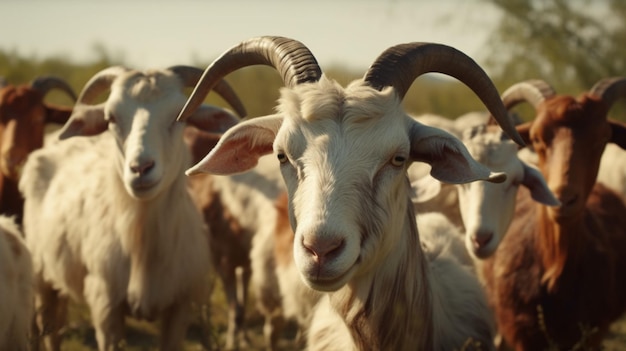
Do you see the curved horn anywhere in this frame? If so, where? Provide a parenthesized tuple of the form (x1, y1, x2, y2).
(76, 66, 129, 104)
(363, 42, 524, 146)
(589, 77, 626, 109)
(168, 65, 247, 118)
(178, 36, 322, 121)
(30, 76, 78, 101)
(500, 79, 556, 111)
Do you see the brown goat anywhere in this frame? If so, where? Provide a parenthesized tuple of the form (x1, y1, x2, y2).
(482, 78, 626, 350)
(0, 76, 76, 223)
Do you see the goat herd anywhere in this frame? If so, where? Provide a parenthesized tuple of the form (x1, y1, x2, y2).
(1, 36, 626, 351)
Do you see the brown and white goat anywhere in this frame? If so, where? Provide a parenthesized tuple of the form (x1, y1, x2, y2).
(0, 76, 76, 223)
(481, 78, 626, 350)
(179, 36, 524, 351)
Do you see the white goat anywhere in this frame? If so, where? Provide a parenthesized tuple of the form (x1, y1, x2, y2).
(178, 36, 525, 350)
(0, 215, 33, 351)
(408, 111, 529, 230)
(413, 124, 559, 260)
(20, 65, 242, 351)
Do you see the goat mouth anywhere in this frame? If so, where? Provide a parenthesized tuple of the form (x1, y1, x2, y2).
(128, 177, 161, 198)
(132, 179, 159, 190)
(303, 264, 356, 292)
(472, 245, 496, 259)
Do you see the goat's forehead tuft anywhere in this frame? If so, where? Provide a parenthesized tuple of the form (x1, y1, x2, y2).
(115, 70, 181, 103)
(464, 130, 518, 165)
(279, 77, 400, 127)
(539, 95, 608, 127)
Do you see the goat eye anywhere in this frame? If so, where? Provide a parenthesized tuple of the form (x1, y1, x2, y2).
(391, 155, 406, 167)
(277, 152, 288, 164)
(108, 114, 116, 123)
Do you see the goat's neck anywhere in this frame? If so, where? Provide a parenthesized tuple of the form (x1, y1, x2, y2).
(110, 158, 197, 268)
(329, 201, 433, 351)
(536, 204, 586, 291)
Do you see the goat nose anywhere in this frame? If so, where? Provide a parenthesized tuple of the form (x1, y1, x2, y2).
(471, 230, 494, 249)
(130, 160, 155, 176)
(302, 236, 345, 264)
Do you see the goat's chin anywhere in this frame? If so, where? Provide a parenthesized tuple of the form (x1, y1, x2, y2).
(300, 266, 355, 292)
(468, 239, 499, 260)
(125, 178, 162, 200)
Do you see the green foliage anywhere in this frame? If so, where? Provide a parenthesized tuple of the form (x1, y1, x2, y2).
(481, 0, 626, 121)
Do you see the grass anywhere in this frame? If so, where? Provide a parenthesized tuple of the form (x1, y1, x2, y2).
(52, 276, 301, 351)
(34, 276, 626, 350)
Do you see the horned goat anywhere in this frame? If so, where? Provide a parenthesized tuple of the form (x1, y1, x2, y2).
(0, 76, 76, 223)
(480, 78, 626, 350)
(409, 111, 532, 231)
(178, 36, 525, 351)
(0, 215, 33, 351)
(20, 65, 244, 351)
(412, 124, 559, 260)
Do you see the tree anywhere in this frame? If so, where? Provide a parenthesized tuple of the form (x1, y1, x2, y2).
(482, 0, 626, 95)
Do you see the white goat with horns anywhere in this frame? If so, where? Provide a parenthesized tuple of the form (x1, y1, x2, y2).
(20, 65, 245, 351)
(178, 36, 525, 350)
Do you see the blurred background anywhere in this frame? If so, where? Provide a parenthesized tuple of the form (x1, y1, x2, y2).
(1, 0, 624, 121)
(2, 0, 626, 350)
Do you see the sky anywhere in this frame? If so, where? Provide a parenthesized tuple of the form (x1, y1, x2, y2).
(0, 1, 501, 72)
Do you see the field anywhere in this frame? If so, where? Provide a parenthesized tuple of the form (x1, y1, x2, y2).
(32, 274, 626, 351)
(47, 276, 302, 351)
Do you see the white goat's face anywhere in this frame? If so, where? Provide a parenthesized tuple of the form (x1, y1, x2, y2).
(457, 128, 558, 259)
(105, 72, 188, 200)
(457, 132, 522, 259)
(273, 81, 412, 291)
(188, 76, 506, 293)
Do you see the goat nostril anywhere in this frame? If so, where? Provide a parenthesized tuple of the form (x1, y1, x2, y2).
(472, 231, 494, 249)
(302, 237, 345, 263)
(130, 160, 155, 175)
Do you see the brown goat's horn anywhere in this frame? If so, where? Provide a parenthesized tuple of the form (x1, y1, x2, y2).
(177, 36, 322, 121)
(30, 76, 78, 101)
(500, 79, 556, 111)
(168, 65, 247, 118)
(76, 66, 129, 104)
(363, 42, 524, 146)
(589, 77, 626, 109)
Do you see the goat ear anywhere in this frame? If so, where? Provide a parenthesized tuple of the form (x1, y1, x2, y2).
(609, 119, 626, 150)
(44, 105, 73, 125)
(57, 104, 107, 140)
(410, 175, 442, 204)
(410, 122, 506, 184)
(186, 114, 282, 176)
(185, 105, 240, 134)
(521, 163, 560, 206)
